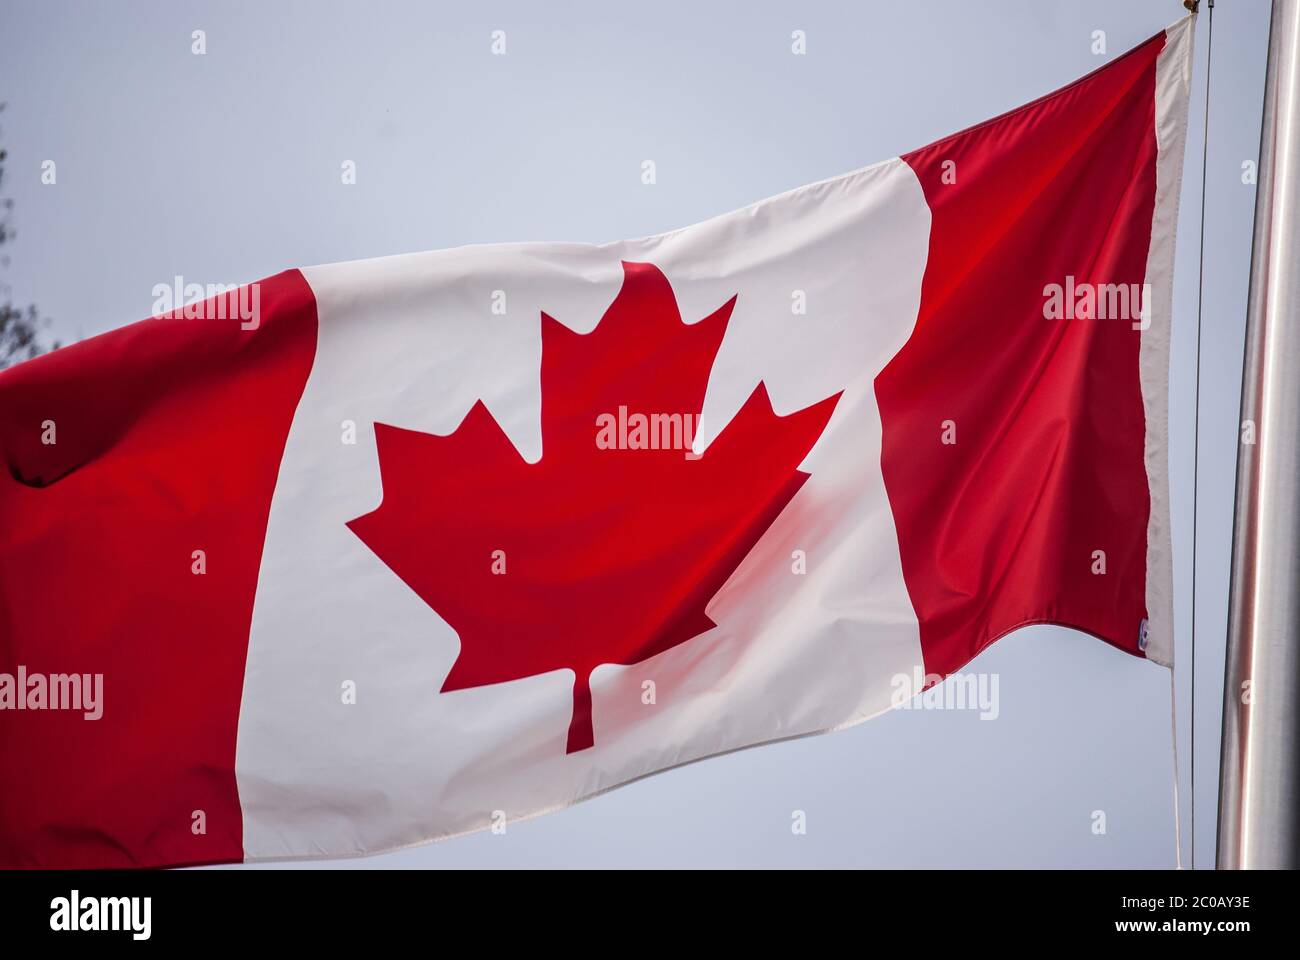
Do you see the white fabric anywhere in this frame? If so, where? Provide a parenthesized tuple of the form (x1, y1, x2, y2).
(235, 157, 932, 860)
(1139, 15, 1195, 669)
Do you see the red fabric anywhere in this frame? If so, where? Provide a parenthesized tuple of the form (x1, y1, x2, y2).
(0, 271, 316, 867)
(880, 33, 1165, 678)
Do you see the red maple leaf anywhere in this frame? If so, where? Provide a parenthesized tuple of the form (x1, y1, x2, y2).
(347, 262, 840, 753)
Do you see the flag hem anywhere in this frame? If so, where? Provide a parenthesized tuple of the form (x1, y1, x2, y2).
(1140, 14, 1195, 669)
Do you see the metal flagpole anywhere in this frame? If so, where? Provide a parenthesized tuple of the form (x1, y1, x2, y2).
(1217, 0, 1300, 870)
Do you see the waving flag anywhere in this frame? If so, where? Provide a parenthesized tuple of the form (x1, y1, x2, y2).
(0, 18, 1191, 868)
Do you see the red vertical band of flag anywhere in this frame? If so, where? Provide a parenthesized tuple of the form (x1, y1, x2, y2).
(880, 33, 1164, 678)
(0, 272, 317, 868)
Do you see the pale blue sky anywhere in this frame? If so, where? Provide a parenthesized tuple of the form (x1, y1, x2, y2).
(0, 0, 1271, 867)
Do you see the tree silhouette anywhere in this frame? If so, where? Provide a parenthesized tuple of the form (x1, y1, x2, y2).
(0, 101, 57, 371)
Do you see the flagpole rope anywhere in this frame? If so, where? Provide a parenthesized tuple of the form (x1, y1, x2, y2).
(1170, 669, 1184, 869)
(1189, 0, 1215, 871)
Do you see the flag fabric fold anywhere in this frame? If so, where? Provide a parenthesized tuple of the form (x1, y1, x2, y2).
(0, 17, 1192, 868)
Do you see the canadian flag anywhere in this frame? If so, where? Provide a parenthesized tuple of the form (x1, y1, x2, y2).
(0, 19, 1191, 868)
